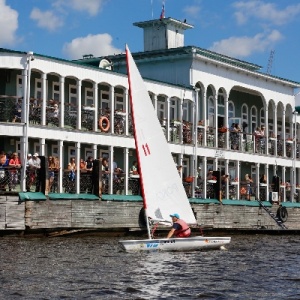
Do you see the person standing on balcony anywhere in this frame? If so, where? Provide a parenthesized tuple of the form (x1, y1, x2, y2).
(245, 174, 253, 200)
(8, 152, 21, 191)
(32, 153, 41, 192)
(0, 152, 9, 191)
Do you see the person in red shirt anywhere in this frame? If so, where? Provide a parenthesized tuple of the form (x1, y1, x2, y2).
(167, 213, 191, 238)
(8, 152, 21, 191)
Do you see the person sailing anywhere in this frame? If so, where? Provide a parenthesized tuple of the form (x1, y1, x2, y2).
(167, 213, 191, 238)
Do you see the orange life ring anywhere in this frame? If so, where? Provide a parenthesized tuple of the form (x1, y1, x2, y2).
(99, 116, 110, 132)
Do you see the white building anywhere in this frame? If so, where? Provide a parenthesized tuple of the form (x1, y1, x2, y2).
(0, 17, 300, 202)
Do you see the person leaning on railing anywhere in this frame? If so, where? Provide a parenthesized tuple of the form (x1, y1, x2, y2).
(0, 152, 9, 191)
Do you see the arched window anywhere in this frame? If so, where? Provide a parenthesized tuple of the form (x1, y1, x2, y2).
(208, 96, 214, 127)
(260, 108, 265, 128)
(251, 106, 257, 133)
(228, 101, 235, 119)
(241, 104, 248, 132)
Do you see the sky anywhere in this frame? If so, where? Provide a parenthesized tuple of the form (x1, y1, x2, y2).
(1, 0, 300, 85)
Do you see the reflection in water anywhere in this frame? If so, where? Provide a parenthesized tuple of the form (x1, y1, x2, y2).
(0, 235, 300, 299)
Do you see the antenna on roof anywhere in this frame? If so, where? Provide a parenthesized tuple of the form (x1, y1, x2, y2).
(266, 50, 275, 74)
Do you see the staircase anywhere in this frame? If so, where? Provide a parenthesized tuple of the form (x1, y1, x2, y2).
(256, 199, 288, 230)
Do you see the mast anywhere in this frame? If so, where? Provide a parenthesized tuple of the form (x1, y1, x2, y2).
(125, 45, 152, 239)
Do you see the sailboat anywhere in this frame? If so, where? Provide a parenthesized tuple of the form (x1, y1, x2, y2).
(119, 45, 231, 251)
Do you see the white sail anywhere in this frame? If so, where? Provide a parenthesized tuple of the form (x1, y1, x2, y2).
(126, 45, 197, 225)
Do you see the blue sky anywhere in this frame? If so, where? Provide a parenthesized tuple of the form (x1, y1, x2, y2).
(1, 0, 300, 84)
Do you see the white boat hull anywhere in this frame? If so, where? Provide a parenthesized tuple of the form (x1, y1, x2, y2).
(119, 236, 231, 252)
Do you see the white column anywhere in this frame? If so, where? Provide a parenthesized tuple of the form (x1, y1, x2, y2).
(225, 159, 229, 199)
(266, 164, 269, 200)
(282, 166, 286, 202)
(109, 146, 114, 194)
(21, 68, 28, 191)
(203, 157, 207, 198)
(265, 104, 269, 154)
(202, 89, 207, 147)
(224, 95, 229, 149)
(166, 97, 170, 141)
(256, 163, 260, 200)
(93, 83, 98, 131)
(124, 148, 129, 195)
(236, 161, 240, 200)
(40, 138, 46, 156)
(41, 73, 47, 125)
(125, 88, 129, 136)
(58, 140, 64, 193)
(282, 110, 286, 157)
(59, 76, 65, 128)
(110, 86, 114, 134)
(76, 142, 80, 193)
(214, 96, 218, 147)
(77, 79, 82, 130)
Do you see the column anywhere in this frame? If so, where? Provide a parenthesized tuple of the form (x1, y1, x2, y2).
(282, 110, 286, 157)
(224, 95, 229, 149)
(236, 161, 240, 200)
(282, 166, 286, 202)
(266, 164, 269, 201)
(124, 148, 129, 195)
(256, 163, 260, 200)
(214, 96, 218, 147)
(265, 104, 269, 154)
(109, 146, 114, 194)
(202, 89, 207, 147)
(41, 73, 47, 125)
(125, 88, 129, 136)
(93, 83, 98, 131)
(110, 86, 115, 134)
(58, 140, 64, 193)
(225, 159, 229, 199)
(77, 79, 82, 130)
(40, 138, 46, 156)
(76, 142, 80, 193)
(166, 97, 170, 141)
(203, 157, 207, 198)
(59, 76, 65, 128)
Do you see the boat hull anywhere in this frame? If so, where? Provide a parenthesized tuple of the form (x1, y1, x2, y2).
(119, 236, 231, 252)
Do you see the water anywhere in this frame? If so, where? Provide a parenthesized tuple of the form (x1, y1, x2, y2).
(0, 234, 299, 299)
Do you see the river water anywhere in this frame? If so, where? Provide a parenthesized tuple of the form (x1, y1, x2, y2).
(0, 233, 299, 299)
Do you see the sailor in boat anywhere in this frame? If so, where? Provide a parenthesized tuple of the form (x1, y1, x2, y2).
(167, 214, 191, 238)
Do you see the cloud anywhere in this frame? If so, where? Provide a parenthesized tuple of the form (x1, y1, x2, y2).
(183, 5, 201, 19)
(209, 30, 283, 58)
(0, 0, 19, 46)
(233, 0, 300, 26)
(62, 33, 122, 59)
(53, 0, 105, 16)
(30, 8, 64, 31)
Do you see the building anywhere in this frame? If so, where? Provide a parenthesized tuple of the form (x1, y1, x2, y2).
(0, 17, 300, 202)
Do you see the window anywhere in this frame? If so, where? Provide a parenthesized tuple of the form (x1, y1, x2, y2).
(35, 78, 42, 100)
(52, 145, 58, 157)
(157, 96, 166, 120)
(260, 108, 265, 128)
(101, 91, 110, 109)
(228, 101, 235, 119)
(115, 92, 124, 111)
(170, 98, 178, 120)
(251, 106, 257, 133)
(241, 104, 248, 133)
(69, 85, 77, 107)
(85, 88, 94, 106)
(208, 96, 215, 128)
(53, 82, 60, 101)
(16, 75, 23, 98)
